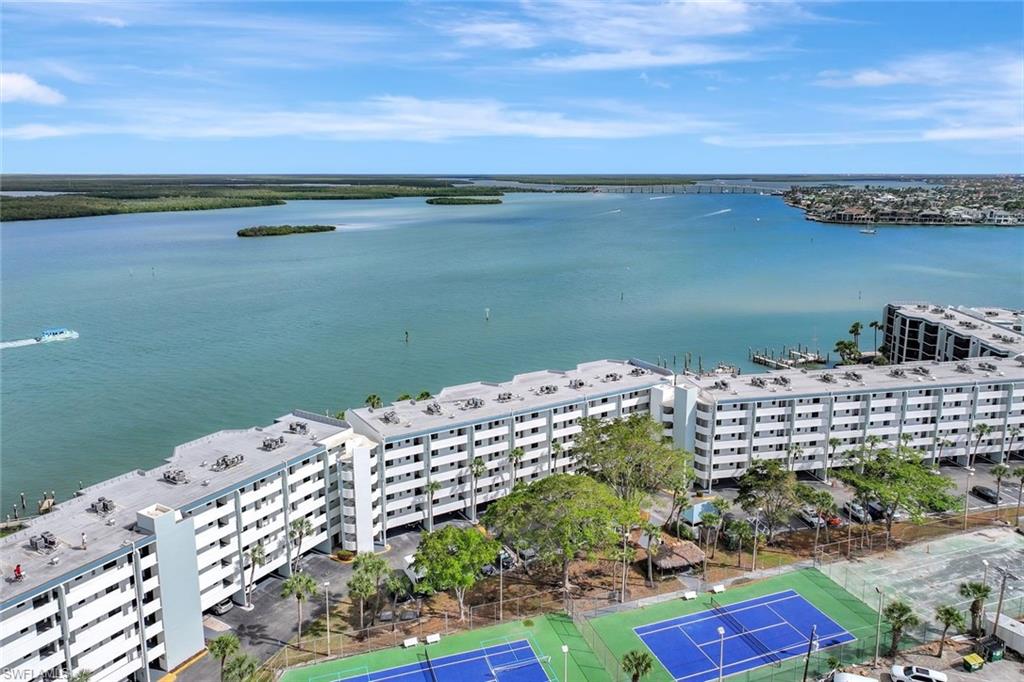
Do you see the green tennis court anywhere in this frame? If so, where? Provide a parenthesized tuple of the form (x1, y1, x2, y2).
(588, 569, 883, 682)
(279, 614, 612, 682)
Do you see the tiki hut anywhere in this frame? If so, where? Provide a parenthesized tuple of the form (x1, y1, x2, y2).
(651, 540, 705, 574)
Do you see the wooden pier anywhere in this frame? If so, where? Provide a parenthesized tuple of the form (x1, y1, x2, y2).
(749, 344, 827, 370)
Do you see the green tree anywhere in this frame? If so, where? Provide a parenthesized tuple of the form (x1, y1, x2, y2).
(992, 463, 1011, 518)
(347, 569, 376, 629)
(827, 437, 842, 481)
(397, 393, 413, 401)
(869, 320, 883, 350)
(352, 552, 391, 626)
(244, 541, 266, 607)
(384, 571, 412, 631)
(883, 599, 920, 657)
(333, 410, 346, 420)
(934, 605, 966, 658)
(786, 443, 804, 472)
(958, 581, 992, 635)
(280, 572, 318, 642)
(736, 460, 799, 543)
(223, 654, 259, 682)
(724, 519, 754, 568)
(642, 521, 663, 586)
(1007, 426, 1021, 459)
(833, 339, 862, 365)
(507, 446, 525, 492)
(469, 456, 486, 521)
(412, 525, 499, 620)
(364, 394, 383, 409)
(289, 517, 313, 570)
(796, 483, 837, 557)
(1012, 466, 1024, 527)
(622, 649, 655, 682)
(423, 480, 442, 531)
(835, 445, 957, 540)
(484, 474, 627, 590)
(969, 423, 993, 468)
(849, 321, 863, 348)
(207, 633, 240, 681)
(663, 456, 696, 537)
(69, 672, 92, 682)
(416, 390, 432, 401)
(575, 414, 688, 506)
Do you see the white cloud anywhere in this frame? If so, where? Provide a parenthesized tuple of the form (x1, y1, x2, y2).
(447, 20, 537, 48)
(0, 73, 66, 105)
(3, 96, 715, 142)
(535, 45, 753, 71)
(92, 16, 127, 28)
(815, 49, 1024, 89)
(703, 125, 1023, 148)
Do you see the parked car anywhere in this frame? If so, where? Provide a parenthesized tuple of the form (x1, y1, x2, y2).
(889, 665, 947, 682)
(971, 485, 1000, 504)
(798, 506, 826, 527)
(211, 599, 234, 616)
(821, 512, 844, 528)
(817, 672, 878, 682)
(843, 501, 871, 524)
(867, 501, 910, 522)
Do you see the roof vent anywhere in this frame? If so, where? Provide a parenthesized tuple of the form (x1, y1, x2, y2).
(978, 361, 998, 372)
(629, 367, 650, 377)
(713, 379, 730, 390)
(889, 368, 906, 378)
(261, 435, 286, 451)
(843, 371, 863, 382)
(772, 376, 791, 386)
(603, 373, 622, 383)
(163, 469, 190, 485)
(750, 376, 767, 388)
(912, 366, 931, 376)
(212, 454, 245, 471)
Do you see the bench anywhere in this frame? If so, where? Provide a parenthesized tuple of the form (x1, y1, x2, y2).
(426, 633, 441, 645)
(403, 637, 418, 648)
(711, 584, 725, 594)
(683, 591, 698, 600)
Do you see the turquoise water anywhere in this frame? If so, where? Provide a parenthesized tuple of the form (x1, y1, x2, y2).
(1, 192, 1021, 510)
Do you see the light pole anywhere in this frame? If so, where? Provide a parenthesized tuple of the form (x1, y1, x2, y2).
(991, 565, 1021, 637)
(324, 581, 331, 656)
(499, 553, 504, 621)
(801, 625, 817, 682)
(963, 469, 975, 530)
(873, 587, 884, 665)
(982, 559, 990, 586)
(717, 626, 726, 682)
(750, 509, 763, 572)
(561, 644, 569, 682)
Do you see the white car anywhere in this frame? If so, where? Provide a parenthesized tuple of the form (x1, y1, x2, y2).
(844, 500, 871, 524)
(798, 506, 826, 527)
(889, 665, 947, 682)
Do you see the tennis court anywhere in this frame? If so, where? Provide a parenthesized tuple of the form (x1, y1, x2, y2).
(635, 590, 855, 682)
(329, 638, 551, 682)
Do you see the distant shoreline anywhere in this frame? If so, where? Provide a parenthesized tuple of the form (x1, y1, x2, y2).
(237, 224, 336, 237)
(425, 197, 502, 205)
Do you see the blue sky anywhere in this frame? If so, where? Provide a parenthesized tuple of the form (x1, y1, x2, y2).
(2, 1, 1022, 173)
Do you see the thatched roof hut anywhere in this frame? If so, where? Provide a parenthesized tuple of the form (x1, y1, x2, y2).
(651, 540, 705, 572)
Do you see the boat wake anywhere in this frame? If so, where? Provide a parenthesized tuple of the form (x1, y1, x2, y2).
(699, 208, 732, 218)
(0, 338, 41, 350)
(649, 196, 670, 201)
(596, 209, 622, 216)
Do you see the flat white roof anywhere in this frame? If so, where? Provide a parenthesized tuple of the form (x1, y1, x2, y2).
(349, 359, 673, 439)
(890, 302, 1024, 353)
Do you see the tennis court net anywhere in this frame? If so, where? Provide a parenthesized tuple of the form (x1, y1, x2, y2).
(709, 595, 780, 665)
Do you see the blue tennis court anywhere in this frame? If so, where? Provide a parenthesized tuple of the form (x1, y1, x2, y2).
(635, 590, 855, 682)
(331, 638, 550, 682)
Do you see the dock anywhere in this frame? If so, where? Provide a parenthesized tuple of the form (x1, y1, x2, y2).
(749, 345, 827, 370)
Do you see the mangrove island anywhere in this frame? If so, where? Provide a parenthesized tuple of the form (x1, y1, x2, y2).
(237, 224, 337, 237)
(425, 197, 503, 205)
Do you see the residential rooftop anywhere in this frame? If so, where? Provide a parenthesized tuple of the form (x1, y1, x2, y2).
(679, 354, 1024, 402)
(348, 358, 674, 439)
(890, 301, 1024, 354)
(0, 411, 349, 605)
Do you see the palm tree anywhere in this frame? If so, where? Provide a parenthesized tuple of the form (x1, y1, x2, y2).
(397, 393, 413, 401)
(729, 520, 753, 569)
(224, 654, 259, 682)
(469, 456, 486, 521)
(883, 599, 920, 657)
(958, 581, 992, 635)
(786, 443, 803, 472)
(289, 517, 313, 570)
(69, 672, 92, 682)
(969, 423, 993, 467)
(550, 440, 563, 474)
(424, 480, 442, 530)
(827, 437, 841, 481)
(934, 605, 966, 658)
(507, 447, 525, 490)
(849, 321, 863, 348)
(869, 320, 882, 350)
(244, 542, 266, 607)
(364, 394, 382, 409)
(1012, 466, 1024, 527)
(352, 552, 390, 626)
(642, 521, 662, 587)
(992, 463, 1010, 518)
(622, 649, 655, 682)
(348, 569, 376, 629)
(208, 633, 240, 681)
(1007, 426, 1022, 460)
(416, 390, 432, 401)
(934, 437, 953, 467)
(280, 572, 318, 643)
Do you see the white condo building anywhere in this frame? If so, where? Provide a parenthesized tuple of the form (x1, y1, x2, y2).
(884, 302, 1023, 363)
(3, 305, 1023, 681)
